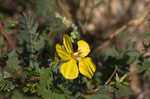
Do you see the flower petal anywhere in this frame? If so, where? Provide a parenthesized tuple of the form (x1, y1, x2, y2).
(60, 59, 79, 79)
(56, 44, 71, 61)
(79, 57, 96, 79)
(63, 34, 73, 54)
(77, 40, 90, 57)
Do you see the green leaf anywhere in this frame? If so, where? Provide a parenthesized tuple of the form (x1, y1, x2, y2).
(120, 74, 128, 82)
(19, 13, 39, 50)
(115, 73, 120, 82)
(6, 51, 19, 72)
(37, 68, 53, 99)
(4, 19, 19, 28)
(0, 79, 15, 91)
(34, 38, 45, 51)
(23, 87, 29, 93)
(51, 92, 66, 99)
(118, 85, 132, 96)
(140, 59, 150, 74)
(141, 32, 150, 38)
(98, 85, 113, 93)
(126, 50, 139, 61)
(12, 90, 41, 99)
(89, 94, 111, 99)
(105, 47, 121, 60)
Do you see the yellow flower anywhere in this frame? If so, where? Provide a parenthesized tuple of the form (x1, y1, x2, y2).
(56, 34, 96, 79)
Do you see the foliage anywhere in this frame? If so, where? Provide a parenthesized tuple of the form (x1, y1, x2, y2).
(0, 1, 150, 99)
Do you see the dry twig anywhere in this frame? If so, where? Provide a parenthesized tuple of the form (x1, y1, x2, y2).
(97, 3, 150, 51)
(104, 67, 117, 86)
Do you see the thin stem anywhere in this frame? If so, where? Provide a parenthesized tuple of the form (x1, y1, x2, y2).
(0, 23, 19, 54)
(104, 67, 117, 86)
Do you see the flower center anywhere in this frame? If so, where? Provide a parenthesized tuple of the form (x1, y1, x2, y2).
(73, 51, 82, 61)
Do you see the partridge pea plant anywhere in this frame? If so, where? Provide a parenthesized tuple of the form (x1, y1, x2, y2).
(56, 34, 96, 79)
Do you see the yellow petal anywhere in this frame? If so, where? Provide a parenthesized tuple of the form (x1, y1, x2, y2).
(77, 40, 90, 57)
(63, 34, 73, 54)
(56, 44, 71, 61)
(79, 57, 96, 79)
(60, 59, 79, 79)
